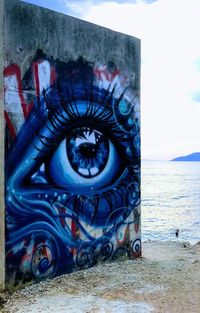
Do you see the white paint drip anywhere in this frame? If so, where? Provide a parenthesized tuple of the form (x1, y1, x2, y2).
(4, 75, 24, 115)
(4, 74, 25, 133)
(38, 61, 51, 94)
(75, 131, 96, 146)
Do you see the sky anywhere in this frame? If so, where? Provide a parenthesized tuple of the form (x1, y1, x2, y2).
(22, 0, 200, 160)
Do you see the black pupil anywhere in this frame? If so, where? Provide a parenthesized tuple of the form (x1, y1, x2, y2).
(79, 143, 97, 158)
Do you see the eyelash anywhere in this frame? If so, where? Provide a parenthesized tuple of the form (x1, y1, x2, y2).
(29, 81, 140, 224)
(34, 83, 131, 157)
(41, 97, 138, 182)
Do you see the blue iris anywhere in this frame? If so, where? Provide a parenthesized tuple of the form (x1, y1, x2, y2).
(47, 128, 122, 192)
(67, 128, 109, 178)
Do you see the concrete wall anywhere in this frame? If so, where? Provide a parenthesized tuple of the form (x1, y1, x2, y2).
(2, 0, 141, 290)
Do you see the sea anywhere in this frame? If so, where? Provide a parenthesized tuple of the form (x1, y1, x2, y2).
(142, 161, 200, 245)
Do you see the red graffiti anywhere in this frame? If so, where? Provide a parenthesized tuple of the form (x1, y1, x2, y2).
(94, 66, 120, 82)
(134, 210, 140, 234)
(32, 60, 56, 97)
(4, 64, 28, 118)
(4, 64, 33, 138)
(4, 111, 16, 138)
(4, 60, 56, 139)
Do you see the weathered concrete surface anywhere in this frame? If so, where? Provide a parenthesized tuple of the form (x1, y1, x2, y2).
(0, 0, 5, 292)
(5, 0, 140, 87)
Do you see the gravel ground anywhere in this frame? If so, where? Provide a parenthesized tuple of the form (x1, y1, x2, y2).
(1, 240, 200, 313)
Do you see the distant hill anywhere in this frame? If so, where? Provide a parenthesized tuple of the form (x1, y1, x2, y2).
(171, 152, 200, 161)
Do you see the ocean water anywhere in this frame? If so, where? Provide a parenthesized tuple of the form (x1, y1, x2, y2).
(142, 161, 200, 244)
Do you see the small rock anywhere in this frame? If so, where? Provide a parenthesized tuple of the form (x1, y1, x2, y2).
(192, 259, 199, 264)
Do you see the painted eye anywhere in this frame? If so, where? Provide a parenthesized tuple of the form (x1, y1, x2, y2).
(67, 128, 109, 178)
(47, 127, 123, 191)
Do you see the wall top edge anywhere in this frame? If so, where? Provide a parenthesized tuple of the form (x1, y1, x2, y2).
(15, 0, 140, 42)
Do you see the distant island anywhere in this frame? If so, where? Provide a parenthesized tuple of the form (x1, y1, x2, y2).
(171, 152, 200, 161)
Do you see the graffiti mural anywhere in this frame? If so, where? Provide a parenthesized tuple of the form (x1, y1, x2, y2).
(4, 51, 140, 288)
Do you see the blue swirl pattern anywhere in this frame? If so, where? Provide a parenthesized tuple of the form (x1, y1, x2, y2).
(5, 55, 140, 288)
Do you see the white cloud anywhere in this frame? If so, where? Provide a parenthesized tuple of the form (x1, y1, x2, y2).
(79, 0, 200, 159)
(23, 0, 200, 159)
(61, 0, 159, 17)
(61, 0, 93, 16)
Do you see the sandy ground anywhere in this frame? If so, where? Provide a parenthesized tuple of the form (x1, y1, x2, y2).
(1, 240, 200, 313)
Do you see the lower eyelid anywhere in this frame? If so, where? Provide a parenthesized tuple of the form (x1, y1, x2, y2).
(50, 170, 134, 226)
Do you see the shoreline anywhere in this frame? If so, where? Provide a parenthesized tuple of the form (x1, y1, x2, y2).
(1, 240, 200, 313)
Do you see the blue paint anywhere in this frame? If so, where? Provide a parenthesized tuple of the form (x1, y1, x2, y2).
(5, 53, 140, 287)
